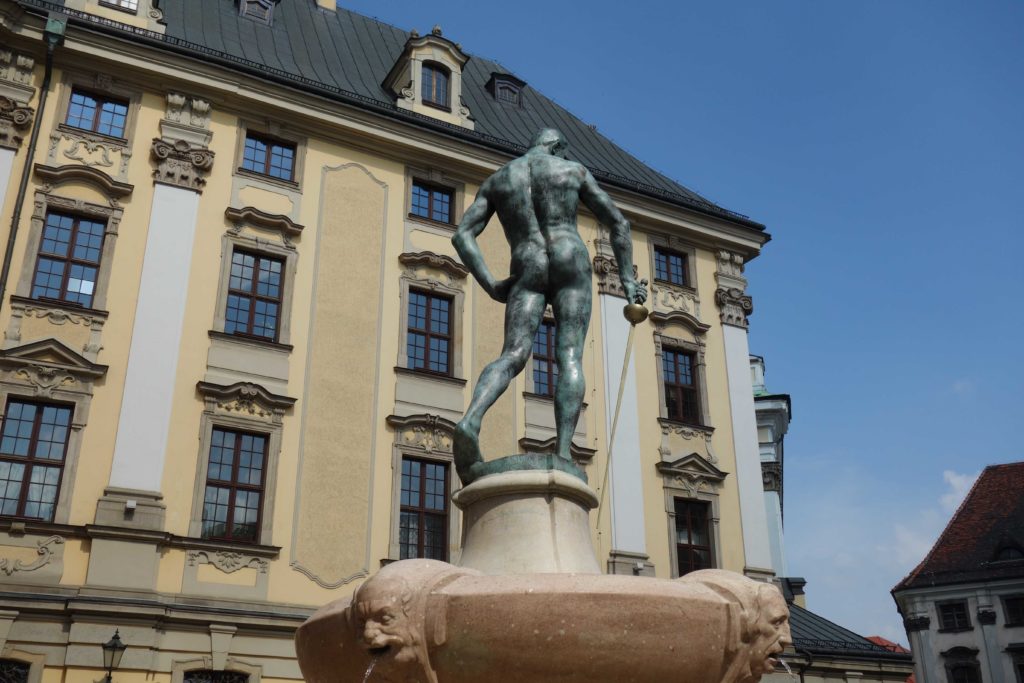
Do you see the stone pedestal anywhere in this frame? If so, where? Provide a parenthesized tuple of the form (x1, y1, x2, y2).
(452, 470, 600, 575)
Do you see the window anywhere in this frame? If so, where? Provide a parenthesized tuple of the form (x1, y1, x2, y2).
(238, 0, 273, 23)
(997, 546, 1024, 561)
(201, 428, 267, 543)
(410, 180, 453, 224)
(406, 290, 451, 375)
(663, 348, 700, 424)
(0, 660, 29, 683)
(184, 671, 249, 683)
(399, 457, 448, 560)
(421, 63, 450, 108)
(532, 321, 558, 397)
(674, 499, 711, 576)
(949, 664, 980, 683)
(938, 601, 972, 631)
(64, 88, 129, 138)
(654, 246, 689, 287)
(0, 400, 72, 522)
(241, 132, 295, 181)
(224, 250, 284, 341)
(495, 82, 521, 106)
(99, 0, 138, 12)
(1005, 596, 1024, 626)
(30, 211, 105, 308)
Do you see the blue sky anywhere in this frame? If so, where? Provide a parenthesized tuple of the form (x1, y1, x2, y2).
(340, 0, 1024, 641)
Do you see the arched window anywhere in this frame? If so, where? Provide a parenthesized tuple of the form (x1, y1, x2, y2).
(997, 546, 1024, 561)
(421, 63, 450, 109)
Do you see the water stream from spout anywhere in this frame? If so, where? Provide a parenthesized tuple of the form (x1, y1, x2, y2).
(362, 656, 379, 683)
(778, 658, 797, 681)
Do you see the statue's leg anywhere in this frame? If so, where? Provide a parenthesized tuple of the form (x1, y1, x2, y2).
(551, 280, 592, 462)
(454, 286, 546, 480)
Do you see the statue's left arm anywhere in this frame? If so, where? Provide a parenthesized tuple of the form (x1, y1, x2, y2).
(580, 169, 647, 305)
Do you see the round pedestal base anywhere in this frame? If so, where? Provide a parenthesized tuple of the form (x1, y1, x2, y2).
(452, 469, 600, 575)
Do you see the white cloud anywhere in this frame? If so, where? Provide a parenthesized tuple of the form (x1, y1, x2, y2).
(940, 469, 979, 513)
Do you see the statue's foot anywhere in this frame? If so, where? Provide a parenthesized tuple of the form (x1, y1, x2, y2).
(453, 419, 483, 483)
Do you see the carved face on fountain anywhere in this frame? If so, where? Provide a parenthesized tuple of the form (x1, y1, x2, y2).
(354, 573, 419, 664)
(747, 587, 792, 678)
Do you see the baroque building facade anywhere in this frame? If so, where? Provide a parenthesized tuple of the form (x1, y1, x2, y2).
(0, 1, 781, 682)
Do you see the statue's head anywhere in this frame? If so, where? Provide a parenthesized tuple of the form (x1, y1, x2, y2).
(530, 128, 568, 158)
(354, 570, 418, 664)
(679, 570, 792, 683)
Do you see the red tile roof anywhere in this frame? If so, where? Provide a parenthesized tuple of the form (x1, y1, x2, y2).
(865, 636, 911, 654)
(894, 462, 1024, 591)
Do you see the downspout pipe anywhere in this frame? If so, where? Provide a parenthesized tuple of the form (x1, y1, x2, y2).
(0, 14, 66, 310)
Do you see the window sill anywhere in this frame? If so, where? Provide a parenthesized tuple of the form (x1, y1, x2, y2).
(394, 366, 466, 387)
(422, 100, 452, 113)
(406, 213, 456, 231)
(170, 535, 281, 558)
(11, 294, 110, 319)
(209, 330, 293, 353)
(937, 627, 974, 633)
(657, 417, 714, 434)
(653, 278, 697, 294)
(235, 167, 301, 192)
(56, 123, 129, 146)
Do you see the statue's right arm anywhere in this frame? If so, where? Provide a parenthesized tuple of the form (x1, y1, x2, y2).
(452, 187, 507, 302)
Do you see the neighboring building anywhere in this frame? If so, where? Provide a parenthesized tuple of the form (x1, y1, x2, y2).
(893, 462, 1024, 683)
(0, 1, 781, 682)
(752, 354, 791, 576)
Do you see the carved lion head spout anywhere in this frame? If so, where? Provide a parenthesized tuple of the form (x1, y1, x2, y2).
(679, 569, 793, 683)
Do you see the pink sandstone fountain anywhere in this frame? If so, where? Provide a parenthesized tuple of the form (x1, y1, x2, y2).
(295, 129, 790, 681)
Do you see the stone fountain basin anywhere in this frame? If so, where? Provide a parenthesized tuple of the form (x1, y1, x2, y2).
(296, 563, 764, 683)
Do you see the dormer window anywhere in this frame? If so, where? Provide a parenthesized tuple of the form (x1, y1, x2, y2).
(99, 0, 138, 13)
(421, 63, 450, 110)
(486, 73, 527, 108)
(239, 0, 274, 24)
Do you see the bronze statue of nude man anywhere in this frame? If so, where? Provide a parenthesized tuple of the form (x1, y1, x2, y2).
(451, 128, 646, 485)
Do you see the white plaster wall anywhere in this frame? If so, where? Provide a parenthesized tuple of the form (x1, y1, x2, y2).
(599, 294, 646, 555)
(109, 184, 200, 492)
(764, 491, 786, 576)
(0, 149, 15, 215)
(723, 324, 773, 572)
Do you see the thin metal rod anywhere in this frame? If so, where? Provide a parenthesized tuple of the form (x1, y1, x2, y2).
(595, 321, 637, 533)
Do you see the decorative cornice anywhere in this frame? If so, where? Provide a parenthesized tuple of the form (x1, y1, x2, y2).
(151, 137, 215, 191)
(903, 615, 930, 632)
(649, 309, 710, 335)
(655, 453, 728, 497)
(0, 50, 34, 87)
(33, 163, 134, 198)
(517, 436, 596, 463)
(225, 205, 304, 238)
(0, 338, 109, 382)
(398, 251, 469, 280)
(714, 287, 753, 329)
(0, 95, 33, 149)
(196, 380, 296, 422)
(976, 609, 996, 625)
(386, 413, 456, 455)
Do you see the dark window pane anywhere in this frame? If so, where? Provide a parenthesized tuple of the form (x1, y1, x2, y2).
(410, 181, 454, 224)
(0, 400, 72, 522)
(673, 499, 712, 577)
(65, 89, 128, 138)
(201, 428, 267, 542)
(654, 248, 688, 286)
(31, 212, 107, 307)
(406, 290, 452, 375)
(225, 250, 284, 340)
(532, 321, 558, 397)
(399, 457, 448, 561)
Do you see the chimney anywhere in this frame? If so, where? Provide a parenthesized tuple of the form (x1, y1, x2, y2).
(315, 0, 336, 10)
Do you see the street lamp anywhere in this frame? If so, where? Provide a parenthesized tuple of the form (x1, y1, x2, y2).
(101, 630, 126, 683)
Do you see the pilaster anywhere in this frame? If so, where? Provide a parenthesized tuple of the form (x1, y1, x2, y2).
(715, 250, 773, 577)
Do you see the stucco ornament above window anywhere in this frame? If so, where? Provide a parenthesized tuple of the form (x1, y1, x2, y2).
(383, 26, 474, 130)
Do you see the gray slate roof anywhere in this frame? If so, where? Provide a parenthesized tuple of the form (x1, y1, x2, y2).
(21, 0, 763, 229)
(788, 603, 911, 661)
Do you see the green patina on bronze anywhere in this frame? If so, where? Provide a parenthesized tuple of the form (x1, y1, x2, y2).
(452, 128, 646, 485)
